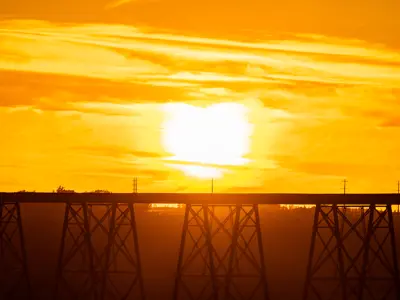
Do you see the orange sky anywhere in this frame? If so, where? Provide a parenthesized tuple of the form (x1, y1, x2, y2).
(0, 0, 399, 193)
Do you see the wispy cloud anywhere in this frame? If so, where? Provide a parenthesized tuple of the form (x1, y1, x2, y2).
(0, 20, 399, 125)
(1, 20, 399, 87)
(0, 20, 399, 117)
(104, 0, 136, 10)
(0, 19, 399, 132)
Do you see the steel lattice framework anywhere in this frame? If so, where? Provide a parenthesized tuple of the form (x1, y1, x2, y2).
(53, 201, 145, 300)
(0, 200, 31, 299)
(1, 192, 400, 300)
(303, 204, 400, 300)
(173, 204, 269, 300)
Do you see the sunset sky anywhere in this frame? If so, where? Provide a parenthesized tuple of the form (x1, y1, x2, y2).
(1, 0, 400, 193)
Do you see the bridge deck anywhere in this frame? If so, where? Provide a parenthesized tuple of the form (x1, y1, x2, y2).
(1, 192, 400, 205)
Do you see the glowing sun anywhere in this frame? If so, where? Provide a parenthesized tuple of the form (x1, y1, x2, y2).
(161, 102, 253, 179)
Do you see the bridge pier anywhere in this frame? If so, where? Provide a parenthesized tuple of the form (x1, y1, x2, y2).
(0, 199, 31, 299)
(303, 204, 400, 300)
(54, 201, 145, 300)
(173, 204, 269, 300)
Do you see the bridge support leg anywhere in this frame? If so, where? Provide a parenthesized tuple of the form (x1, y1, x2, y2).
(173, 204, 269, 300)
(54, 201, 145, 300)
(303, 204, 400, 300)
(0, 200, 31, 299)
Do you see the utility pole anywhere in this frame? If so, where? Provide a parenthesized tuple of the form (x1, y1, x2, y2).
(397, 180, 399, 194)
(342, 179, 348, 195)
(397, 180, 399, 214)
(133, 177, 138, 194)
(211, 178, 214, 194)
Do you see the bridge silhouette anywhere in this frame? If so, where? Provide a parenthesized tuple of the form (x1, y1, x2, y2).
(1, 192, 400, 300)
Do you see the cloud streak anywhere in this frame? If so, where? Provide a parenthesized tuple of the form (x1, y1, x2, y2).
(105, 0, 136, 10)
(1, 20, 399, 88)
(0, 20, 398, 132)
(0, 19, 399, 119)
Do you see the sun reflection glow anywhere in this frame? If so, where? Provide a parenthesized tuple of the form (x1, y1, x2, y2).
(161, 102, 253, 179)
(167, 164, 224, 179)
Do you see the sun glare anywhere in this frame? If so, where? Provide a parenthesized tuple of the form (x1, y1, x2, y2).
(161, 102, 253, 179)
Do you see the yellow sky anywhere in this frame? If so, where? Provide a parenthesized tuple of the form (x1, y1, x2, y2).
(0, 1, 400, 193)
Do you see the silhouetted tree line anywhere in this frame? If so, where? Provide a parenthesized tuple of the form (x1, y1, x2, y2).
(15, 187, 111, 193)
(87, 190, 112, 193)
(53, 186, 111, 193)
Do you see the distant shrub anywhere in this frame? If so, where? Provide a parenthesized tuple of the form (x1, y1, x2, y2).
(56, 186, 75, 193)
(82, 190, 112, 193)
(92, 190, 112, 194)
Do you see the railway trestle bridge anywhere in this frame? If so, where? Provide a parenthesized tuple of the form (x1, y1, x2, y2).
(1, 193, 400, 300)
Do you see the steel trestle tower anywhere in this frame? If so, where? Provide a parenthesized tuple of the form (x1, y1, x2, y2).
(173, 204, 270, 300)
(303, 204, 400, 300)
(54, 200, 145, 300)
(0, 198, 31, 299)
